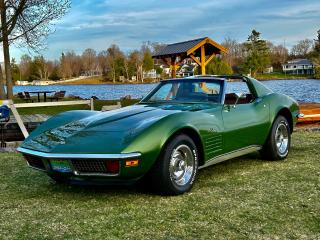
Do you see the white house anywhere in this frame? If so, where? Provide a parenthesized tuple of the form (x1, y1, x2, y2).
(16, 81, 30, 86)
(143, 69, 159, 79)
(282, 59, 315, 75)
(31, 80, 56, 85)
(177, 64, 197, 77)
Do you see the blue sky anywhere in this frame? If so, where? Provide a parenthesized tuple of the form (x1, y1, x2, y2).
(8, 0, 320, 61)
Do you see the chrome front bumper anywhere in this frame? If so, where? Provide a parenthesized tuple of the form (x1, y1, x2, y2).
(17, 147, 141, 159)
(17, 147, 141, 177)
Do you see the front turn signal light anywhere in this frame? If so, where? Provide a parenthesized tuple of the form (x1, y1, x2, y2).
(125, 159, 139, 167)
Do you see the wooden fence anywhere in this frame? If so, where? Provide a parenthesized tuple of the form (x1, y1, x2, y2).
(1, 98, 94, 139)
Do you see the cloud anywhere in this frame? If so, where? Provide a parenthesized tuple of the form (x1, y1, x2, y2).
(8, 0, 320, 61)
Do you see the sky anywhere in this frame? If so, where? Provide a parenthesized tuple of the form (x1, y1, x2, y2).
(5, 0, 320, 62)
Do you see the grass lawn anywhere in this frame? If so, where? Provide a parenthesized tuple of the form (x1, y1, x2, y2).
(0, 132, 319, 239)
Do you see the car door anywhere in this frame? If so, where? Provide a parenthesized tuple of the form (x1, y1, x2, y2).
(222, 82, 270, 153)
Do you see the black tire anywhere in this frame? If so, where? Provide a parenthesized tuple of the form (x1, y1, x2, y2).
(148, 134, 199, 195)
(260, 115, 291, 160)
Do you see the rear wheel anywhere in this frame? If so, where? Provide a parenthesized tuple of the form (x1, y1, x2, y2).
(260, 115, 291, 160)
(148, 134, 198, 195)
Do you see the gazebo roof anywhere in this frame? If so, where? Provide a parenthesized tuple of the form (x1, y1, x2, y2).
(153, 37, 227, 59)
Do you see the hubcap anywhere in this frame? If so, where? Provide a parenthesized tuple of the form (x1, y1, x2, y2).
(169, 144, 195, 186)
(275, 122, 289, 155)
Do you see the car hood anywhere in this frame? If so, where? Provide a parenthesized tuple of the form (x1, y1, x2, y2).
(21, 103, 217, 153)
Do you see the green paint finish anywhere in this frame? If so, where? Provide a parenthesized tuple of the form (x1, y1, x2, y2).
(19, 76, 300, 184)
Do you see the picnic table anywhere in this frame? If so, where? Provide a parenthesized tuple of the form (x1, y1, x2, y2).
(27, 91, 55, 102)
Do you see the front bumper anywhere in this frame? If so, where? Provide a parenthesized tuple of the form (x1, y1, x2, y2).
(17, 147, 142, 179)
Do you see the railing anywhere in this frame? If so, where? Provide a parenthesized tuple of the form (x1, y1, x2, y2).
(1, 98, 94, 139)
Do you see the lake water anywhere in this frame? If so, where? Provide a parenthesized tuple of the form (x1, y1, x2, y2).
(13, 79, 320, 103)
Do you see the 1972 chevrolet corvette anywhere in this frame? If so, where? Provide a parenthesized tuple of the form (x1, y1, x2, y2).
(18, 75, 301, 195)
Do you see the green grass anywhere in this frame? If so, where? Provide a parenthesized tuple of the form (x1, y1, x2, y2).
(13, 98, 139, 115)
(0, 132, 319, 239)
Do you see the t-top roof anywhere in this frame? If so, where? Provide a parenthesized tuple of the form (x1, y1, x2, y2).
(153, 37, 227, 58)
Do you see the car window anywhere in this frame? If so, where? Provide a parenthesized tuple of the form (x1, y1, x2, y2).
(143, 80, 222, 103)
(224, 81, 255, 105)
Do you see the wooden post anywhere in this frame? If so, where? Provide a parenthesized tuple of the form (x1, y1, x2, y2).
(201, 45, 206, 75)
(171, 56, 177, 78)
(90, 98, 94, 111)
(7, 100, 29, 138)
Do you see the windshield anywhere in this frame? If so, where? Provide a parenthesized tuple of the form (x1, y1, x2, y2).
(142, 79, 223, 104)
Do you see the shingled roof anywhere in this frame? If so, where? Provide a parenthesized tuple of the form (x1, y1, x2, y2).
(153, 37, 227, 59)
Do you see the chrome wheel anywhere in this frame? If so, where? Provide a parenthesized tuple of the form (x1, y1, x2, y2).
(275, 122, 289, 155)
(169, 144, 195, 186)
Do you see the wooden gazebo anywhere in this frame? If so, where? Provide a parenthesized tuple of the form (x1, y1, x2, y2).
(152, 37, 227, 77)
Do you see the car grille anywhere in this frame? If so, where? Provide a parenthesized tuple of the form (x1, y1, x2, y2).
(71, 159, 107, 173)
(24, 155, 46, 170)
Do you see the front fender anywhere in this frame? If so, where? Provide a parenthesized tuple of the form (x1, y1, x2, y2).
(122, 110, 223, 174)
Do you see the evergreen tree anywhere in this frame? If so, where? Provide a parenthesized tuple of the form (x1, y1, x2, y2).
(242, 30, 270, 76)
(142, 49, 154, 72)
(206, 57, 233, 75)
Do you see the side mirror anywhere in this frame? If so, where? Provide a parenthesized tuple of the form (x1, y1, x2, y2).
(233, 92, 246, 108)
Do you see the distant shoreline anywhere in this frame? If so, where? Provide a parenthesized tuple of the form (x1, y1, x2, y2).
(53, 77, 318, 85)
(14, 76, 319, 86)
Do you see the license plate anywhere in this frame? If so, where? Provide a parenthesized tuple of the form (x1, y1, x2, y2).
(50, 160, 72, 173)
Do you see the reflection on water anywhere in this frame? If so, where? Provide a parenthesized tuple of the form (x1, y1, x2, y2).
(13, 79, 320, 103)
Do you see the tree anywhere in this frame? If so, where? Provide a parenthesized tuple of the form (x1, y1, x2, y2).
(142, 49, 154, 71)
(60, 51, 81, 79)
(290, 39, 313, 58)
(48, 61, 61, 81)
(11, 58, 20, 82)
(142, 47, 154, 82)
(106, 44, 124, 83)
(34, 56, 52, 80)
(267, 42, 288, 71)
(206, 57, 233, 75)
(97, 50, 108, 77)
(128, 50, 143, 82)
(221, 37, 245, 70)
(82, 48, 97, 76)
(311, 30, 320, 79)
(242, 30, 270, 76)
(0, 0, 71, 98)
(19, 54, 32, 80)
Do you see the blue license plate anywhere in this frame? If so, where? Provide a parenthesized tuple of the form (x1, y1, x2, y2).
(50, 160, 72, 173)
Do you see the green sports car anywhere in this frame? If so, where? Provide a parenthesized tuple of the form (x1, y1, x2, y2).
(18, 75, 301, 195)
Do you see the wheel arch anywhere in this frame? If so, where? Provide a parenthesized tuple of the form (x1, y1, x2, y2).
(276, 107, 293, 133)
(162, 126, 205, 167)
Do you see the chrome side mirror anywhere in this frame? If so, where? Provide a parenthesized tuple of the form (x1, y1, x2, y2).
(233, 92, 246, 108)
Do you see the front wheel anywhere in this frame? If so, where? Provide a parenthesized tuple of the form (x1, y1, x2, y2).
(148, 134, 198, 195)
(260, 115, 291, 160)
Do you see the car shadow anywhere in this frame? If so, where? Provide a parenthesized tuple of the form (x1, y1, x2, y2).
(12, 151, 268, 197)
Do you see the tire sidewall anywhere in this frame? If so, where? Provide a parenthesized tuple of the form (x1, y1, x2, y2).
(270, 116, 291, 159)
(162, 134, 198, 194)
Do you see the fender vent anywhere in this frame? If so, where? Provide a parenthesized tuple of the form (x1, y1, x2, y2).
(203, 133, 223, 159)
